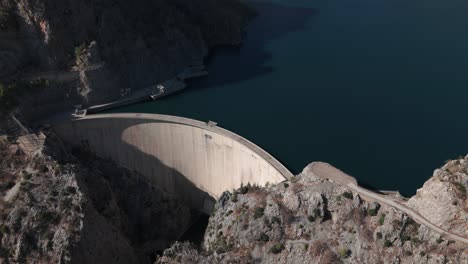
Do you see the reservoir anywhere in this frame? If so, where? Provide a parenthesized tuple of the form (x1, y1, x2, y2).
(113, 0, 468, 196)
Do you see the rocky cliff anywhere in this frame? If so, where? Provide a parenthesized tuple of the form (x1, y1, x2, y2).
(407, 156, 468, 238)
(0, 0, 254, 118)
(0, 136, 192, 264)
(157, 163, 468, 264)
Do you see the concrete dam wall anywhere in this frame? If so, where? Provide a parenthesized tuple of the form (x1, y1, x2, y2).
(54, 113, 292, 213)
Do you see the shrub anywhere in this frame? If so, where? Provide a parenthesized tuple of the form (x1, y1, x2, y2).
(38, 211, 60, 228)
(75, 43, 86, 60)
(453, 182, 466, 194)
(23, 173, 32, 180)
(0, 225, 9, 235)
(404, 250, 413, 256)
(436, 237, 443, 244)
(253, 207, 264, 219)
(411, 237, 421, 244)
(259, 233, 269, 242)
(239, 183, 250, 194)
(65, 186, 76, 195)
(379, 214, 385, 225)
(338, 248, 351, 258)
(313, 208, 321, 217)
(368, 209, 378, 216)
(283, 183, 289, 188)
(0, 181, 15, 191)
(269, 243, 284, 254)
(226, 210, 233, 216)
(61, 198, 72, 210)
(231, 192, 238, 202)
(307, 215, 315, 222)
(401, 235, 411, 242)
(342, 191, 353, 199)
(384, 240, 392, 247)
(272, 216, 281, 225)
(376, 232, 383, 239)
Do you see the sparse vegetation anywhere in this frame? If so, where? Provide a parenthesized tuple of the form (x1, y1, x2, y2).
(23, 172, 33, 180)
(258, 233, 269, 242)
(376, 232, 382, 239)
(338, 248, 351, 258)
(367, 208, 378, 216)
(269, 243, 284, 254)
(313, 208, 321, 217)
(0, 181, 15, 192)
(411, 237, 421, 244)
(65, 186, 77, 195)
(404, 250, 413, 256)
(0, 80, 50, 113)
(231, 192, 238, 202)
(0, 225, 9, 235)
(75, 43, 87, 64)
(452, 181, 466, 194)
(239, 183, 251, 194)
(384, 240, 392, 247)
(37, 210, 60, 231)
(253, 207, 264, 219)
(272, 216, 281, 225)
(368, 203, 380, 216)
(342, 191, 353, 199)
(401, 234, 411, 243)
(379, 214, 385, 225)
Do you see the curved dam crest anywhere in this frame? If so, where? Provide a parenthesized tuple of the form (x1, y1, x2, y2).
(54, 113, 292, 213)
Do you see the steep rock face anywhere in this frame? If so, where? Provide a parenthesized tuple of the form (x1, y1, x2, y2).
(407, 156, 468, 237)
(0, 142, 83, 263)
(157, 166, 468, 264)
(0, 137, 192, 264)
(4, 0, 254, 104)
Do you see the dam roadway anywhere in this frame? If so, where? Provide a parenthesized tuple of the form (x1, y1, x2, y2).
(54, 113, 292, 214)
(308, 162, 468, 244)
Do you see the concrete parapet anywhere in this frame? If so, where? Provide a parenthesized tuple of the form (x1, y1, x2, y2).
(54, 113, 292, 213)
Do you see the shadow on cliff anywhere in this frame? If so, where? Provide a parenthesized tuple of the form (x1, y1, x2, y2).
(186, 1, 318, 91)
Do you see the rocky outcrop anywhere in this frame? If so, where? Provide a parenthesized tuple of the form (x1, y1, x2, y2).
(157, 167, 468, 264)
(0, 137, 192, 264)
(0, 142, 83, 263)
(407, 156, 468, 238)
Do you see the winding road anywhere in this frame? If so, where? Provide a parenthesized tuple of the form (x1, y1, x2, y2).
(308, 162, 468, 244)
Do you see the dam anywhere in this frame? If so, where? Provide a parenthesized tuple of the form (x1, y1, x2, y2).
(54, 113, 292, 213)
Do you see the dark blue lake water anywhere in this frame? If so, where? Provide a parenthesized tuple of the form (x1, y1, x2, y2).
(113, 0, 468, 196)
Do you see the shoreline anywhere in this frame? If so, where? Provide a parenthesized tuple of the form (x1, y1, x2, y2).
(84, 62, 208, 115)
